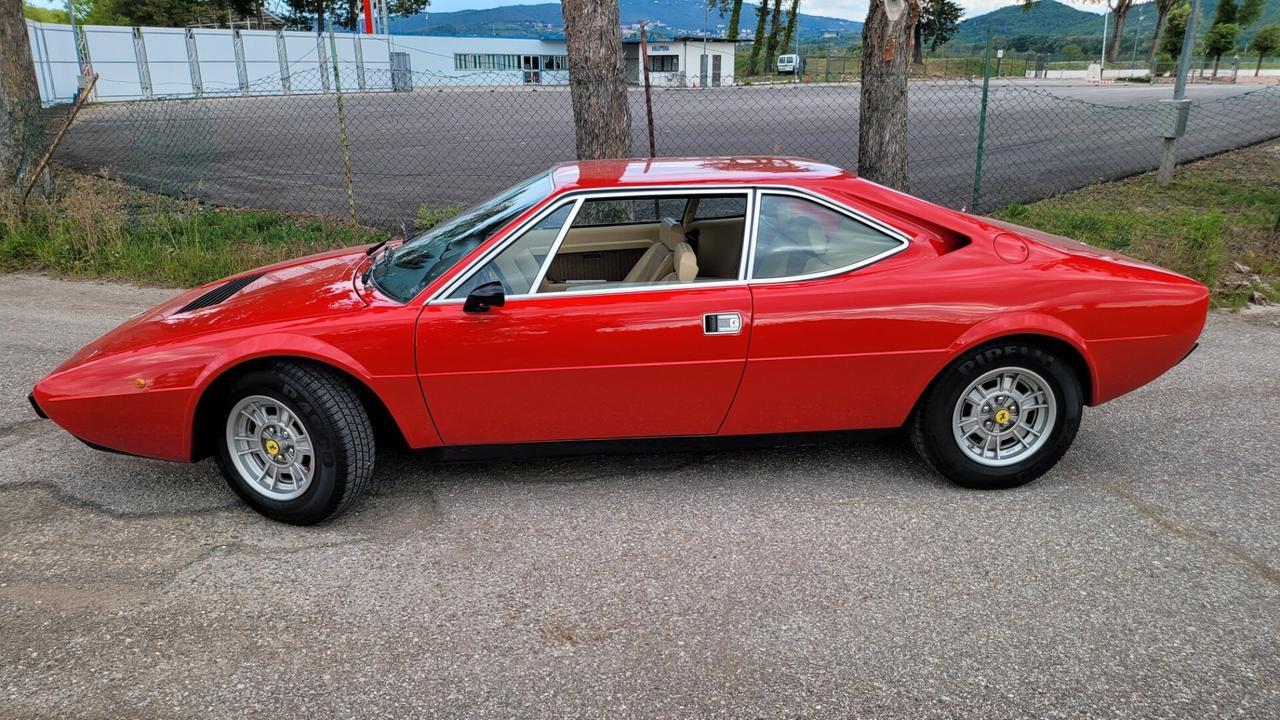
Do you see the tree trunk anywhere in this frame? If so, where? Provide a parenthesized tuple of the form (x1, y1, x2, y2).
(1147, 10, 1168, 75)
(1258, 53, 1265, 76)
(858, 0, 916, 191)
(727, 0, 744, 41)
(912, 21, 924, 64)
(1105, 0, 1133, 64)
(764, 0, 783, 72)
(0, 0, 44, 189)
(561, 0, 631, 159)
(779, 0, 800, 58)
(1211, 54, 1220, 77)
(747, 0, 769, 74)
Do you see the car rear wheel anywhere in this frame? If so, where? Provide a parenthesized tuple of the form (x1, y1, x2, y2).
(909, 342, 1082, 489)
(214, 361, 375, 524)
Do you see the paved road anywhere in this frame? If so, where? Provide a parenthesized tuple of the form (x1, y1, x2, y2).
(2, 274, 1279, 718)
(54, 80, 1280, 227)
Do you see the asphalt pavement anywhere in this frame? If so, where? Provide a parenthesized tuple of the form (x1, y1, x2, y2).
(2, 273, 1279, 718)
(53, 80, 1280, 226)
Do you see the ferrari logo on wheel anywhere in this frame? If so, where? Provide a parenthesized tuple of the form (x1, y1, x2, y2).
(264, 439, 280, 456)
(994, 409, 1011, 425)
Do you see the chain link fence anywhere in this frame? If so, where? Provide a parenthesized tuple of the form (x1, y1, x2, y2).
(45, 62, 1280, 228)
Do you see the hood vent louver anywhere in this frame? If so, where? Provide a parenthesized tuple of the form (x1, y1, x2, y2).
(175, 273, 265, 315)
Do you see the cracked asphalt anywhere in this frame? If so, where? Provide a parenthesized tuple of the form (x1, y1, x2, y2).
(2, 274, 1279, 719)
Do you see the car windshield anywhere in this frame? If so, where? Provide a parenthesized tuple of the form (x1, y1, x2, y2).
(370, 173, 554, 302)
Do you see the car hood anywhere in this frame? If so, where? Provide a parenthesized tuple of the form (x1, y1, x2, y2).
(55, 246, 370, 372)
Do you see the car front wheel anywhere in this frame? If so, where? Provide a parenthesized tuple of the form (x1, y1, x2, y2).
(214, 361, 375, 524)
(910, 342, 1082, 489)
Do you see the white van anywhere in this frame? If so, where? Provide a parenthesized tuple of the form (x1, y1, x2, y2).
(777, 54, 803, 74)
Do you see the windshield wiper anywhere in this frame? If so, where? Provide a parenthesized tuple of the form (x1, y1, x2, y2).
(365, 239, 388, 256)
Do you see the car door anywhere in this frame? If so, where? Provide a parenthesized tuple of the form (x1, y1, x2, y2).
(719, 188, 931, 436)
(415, 189, 754, 446)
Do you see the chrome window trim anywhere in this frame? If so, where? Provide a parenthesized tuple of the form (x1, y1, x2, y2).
(744, 187, 913, 284)
(430, 185, 755, 304)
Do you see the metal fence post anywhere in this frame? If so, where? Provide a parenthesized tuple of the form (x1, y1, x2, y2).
(354, 33, 367, 91)
(133, 27, 154, 99)
(1157, 0, 1200, 186)
(971, 27, 993, 213)
(317, 33, 331, 93)
(186, 29, 203, 97)
(233, 29, 249, 95)
(277, 31, 291, 94)
(327, 20, 358, 225)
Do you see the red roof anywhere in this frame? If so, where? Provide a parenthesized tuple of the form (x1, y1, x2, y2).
(550, 156, 851, 190)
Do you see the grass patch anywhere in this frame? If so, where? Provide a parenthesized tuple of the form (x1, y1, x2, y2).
(1, 168, 389, 287)
(993, 140, 1280, 308)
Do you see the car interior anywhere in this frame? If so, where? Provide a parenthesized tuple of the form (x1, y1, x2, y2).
(448, 190, 905, 300)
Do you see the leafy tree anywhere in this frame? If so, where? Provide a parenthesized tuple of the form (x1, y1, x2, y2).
(1060, 43, 1085, 60)
(912, 0, 961, 63)
(1104, 0, 1137, 63)
(278, 0, 429, 31)
(710, 0, 746, 41)
(779, 0, 800, 60)
(1146, 0, 1180, 73)
(763, 0, 783, 72)
(1204, 22, 1241, 75)
(1249, 23, 1280, 75)
(1160, 1, 1191, 60)
(1237, 0, 1262, 27)
(746, 0, 769, 74)
(23, 2, 69, 22)
(1214, 0, 1237, 25)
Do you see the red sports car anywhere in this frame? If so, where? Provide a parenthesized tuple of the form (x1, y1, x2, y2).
(29, 158, 1208, 524)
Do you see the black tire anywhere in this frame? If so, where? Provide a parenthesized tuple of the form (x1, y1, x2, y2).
(909, 341, 1082, 489)
(214, 360, 375, 524)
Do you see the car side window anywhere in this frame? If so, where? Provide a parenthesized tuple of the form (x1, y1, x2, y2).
(751, 194, 903, 280)
(449, 204, 573, 299)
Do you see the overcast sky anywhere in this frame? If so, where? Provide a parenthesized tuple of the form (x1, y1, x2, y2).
(421, 0, 1109, 22)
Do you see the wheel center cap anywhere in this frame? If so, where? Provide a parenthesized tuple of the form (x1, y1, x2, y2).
(994, 408, 1011, 425)
(263, 438, 281, 456)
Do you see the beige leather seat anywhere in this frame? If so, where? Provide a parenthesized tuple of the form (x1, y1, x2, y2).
(661, 242, 699, 282)
(623, 218, 685, 283)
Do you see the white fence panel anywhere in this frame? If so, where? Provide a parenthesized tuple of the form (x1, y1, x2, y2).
(240, 29, 285, 95)
(192, 29, 240, 95)
(141, 27, 194, 96)
(282, 30, 327, 93)
(83, 25, 144, 100)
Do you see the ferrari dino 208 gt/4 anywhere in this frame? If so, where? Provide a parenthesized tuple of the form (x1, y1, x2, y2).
(30, 158, 1208, 524)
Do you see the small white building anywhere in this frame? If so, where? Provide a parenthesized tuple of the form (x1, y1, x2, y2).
(624, 37, 737, 87)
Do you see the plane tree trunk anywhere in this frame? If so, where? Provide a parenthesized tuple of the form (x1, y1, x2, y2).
(0, 0, 44, 189)
(726, 0, 744, 40)
(747, 0, 769, 74)
(561, 0, 632, 159)
(858, 0, 917, 191)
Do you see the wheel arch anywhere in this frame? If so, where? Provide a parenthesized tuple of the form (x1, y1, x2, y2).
(908, 328, 1097, 424)
(190, 355, 409, 462)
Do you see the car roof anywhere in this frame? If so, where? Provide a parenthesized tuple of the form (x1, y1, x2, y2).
(549, 157, 851, 192)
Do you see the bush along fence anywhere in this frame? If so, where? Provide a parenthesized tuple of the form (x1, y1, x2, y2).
(36, 29, 1280, 228)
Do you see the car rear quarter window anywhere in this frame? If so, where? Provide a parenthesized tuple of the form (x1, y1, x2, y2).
(752, 194, 904, 280)
(693, 196, 747, 220)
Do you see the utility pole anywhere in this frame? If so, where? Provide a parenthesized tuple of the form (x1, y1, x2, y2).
(1157, 0, 1200, 186)
(1100, 10, 1108, 72)
(702, 0, 709, 87)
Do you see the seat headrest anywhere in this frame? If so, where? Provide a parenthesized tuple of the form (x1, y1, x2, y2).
(659, 217, 685, 249)
(672, 242, 698, 282)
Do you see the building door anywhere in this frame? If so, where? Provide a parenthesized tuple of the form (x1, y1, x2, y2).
(712, 55, 722, 86)
(521, 55, 541, 84)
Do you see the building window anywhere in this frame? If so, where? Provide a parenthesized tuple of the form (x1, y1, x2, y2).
(649, 55, 679, 73)
(542, 55, 568, 71)
(454, 54, 522, 71)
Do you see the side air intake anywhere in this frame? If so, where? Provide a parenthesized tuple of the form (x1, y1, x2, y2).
(175, 273, 264, 314)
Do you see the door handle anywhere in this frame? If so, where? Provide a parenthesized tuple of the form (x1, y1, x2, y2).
(703, 312, 743, 335)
